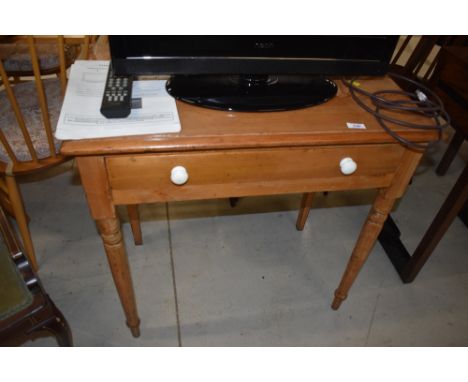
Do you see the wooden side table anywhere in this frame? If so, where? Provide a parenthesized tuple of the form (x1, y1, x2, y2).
(62, 77, 436, 337)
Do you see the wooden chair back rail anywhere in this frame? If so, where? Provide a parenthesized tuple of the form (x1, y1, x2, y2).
(391, 36, 412, 66)
(391, 36, 468, 83)
(57, 36, 67, 95)
(27, 36, 59, 158)
(392, 36, 436, 78)
(417, 37, 461, 81)
(0, 60, 39, 164)
(404, 36, 440, 77)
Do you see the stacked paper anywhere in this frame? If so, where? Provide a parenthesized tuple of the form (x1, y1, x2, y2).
(55, 60, 181, 140)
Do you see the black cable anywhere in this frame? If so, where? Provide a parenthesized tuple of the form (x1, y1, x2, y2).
(342, 72, 451, 150)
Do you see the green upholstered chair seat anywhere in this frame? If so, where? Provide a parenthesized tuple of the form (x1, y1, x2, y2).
(0, 239, 33, 321)
(0, 204, 72, 346)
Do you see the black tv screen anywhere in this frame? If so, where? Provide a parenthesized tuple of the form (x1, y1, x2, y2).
(110, 36, 399, 76)
(108, 36, 399, 112)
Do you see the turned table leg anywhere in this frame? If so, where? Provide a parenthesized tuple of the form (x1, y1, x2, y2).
(332, 189, 396, 310)
(97, 218, 141, 337)
(127, 204, 143, 245)
(76, 156, 141, 337)
(296, 192, 314, 231)
(331, 148, 423, 309)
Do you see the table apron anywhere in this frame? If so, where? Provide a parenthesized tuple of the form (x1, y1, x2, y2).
(105, 144, 405, 204)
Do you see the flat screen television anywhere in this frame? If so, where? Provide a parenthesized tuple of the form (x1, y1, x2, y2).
(109, 36, 399, 112)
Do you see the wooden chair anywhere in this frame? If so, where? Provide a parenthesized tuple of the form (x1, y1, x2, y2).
(0, 36, 89, 85)
(0, 35, 90, 270)
(0, 204, 72, 346)
(389, 36, 466, 88)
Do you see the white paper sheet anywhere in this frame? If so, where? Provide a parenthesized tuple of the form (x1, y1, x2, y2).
(55, 60, 181, 140)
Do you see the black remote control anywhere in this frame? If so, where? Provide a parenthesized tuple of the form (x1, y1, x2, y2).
(100, 64, 133, 119)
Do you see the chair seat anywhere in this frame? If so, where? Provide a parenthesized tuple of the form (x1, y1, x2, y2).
(0, 78, 62, 163)
(0, 239, 33, 321)
(0, 42, 78, 73)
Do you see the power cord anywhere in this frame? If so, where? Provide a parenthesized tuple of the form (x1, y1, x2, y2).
(342, 72, 451, 149)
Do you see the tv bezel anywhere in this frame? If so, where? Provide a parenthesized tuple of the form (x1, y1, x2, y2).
(109, 36, 399, 77)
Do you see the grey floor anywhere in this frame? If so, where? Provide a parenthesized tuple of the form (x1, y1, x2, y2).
(20, 138, 468, 346)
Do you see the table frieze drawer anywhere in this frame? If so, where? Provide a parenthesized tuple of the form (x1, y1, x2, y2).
(106, 144, 405, 204)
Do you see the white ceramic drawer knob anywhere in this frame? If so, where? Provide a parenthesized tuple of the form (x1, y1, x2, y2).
(170, 166, 189, 185)
(340, 157, 357, 175)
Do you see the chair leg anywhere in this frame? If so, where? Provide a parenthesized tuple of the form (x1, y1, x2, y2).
(401, 164, 468, 282)
(436, 130, 464, 176)
(127, 205, 143, 245)
(44, 300, 73, 347)
(296, 193, 314, 231)
(44, 317, 73, 347)
(5, 175, 38, 271)
(29, 298, 73, 346)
